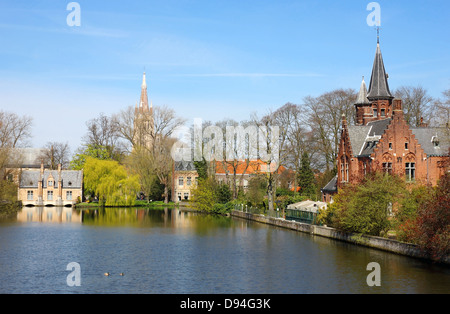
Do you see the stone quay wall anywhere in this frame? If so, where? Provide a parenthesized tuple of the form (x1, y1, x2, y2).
(231, 210, 449, 265)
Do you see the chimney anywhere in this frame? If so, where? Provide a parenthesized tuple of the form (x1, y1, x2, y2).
(419, 117, 428, 128)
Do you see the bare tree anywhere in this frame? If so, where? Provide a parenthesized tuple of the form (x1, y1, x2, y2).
(431, 89, 450, 128)
(0, 111, 33, 149)
(303, 88, 357, 172)
(251, 110, 287, 211)
(214, 118, 256, 199)
(272, 103, 318, 192)
(113, 106, 137, 152)
(38, 142, 71, 169)
(0, 111, 33, 180)
(82, 112, 122, 159)
(393, 85, 434, 127)
(121, 105, 186, 203)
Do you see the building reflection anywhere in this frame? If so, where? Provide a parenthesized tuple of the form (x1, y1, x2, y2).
(17, 206, 82, 223)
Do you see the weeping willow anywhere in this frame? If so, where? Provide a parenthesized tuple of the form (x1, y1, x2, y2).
(83, 157, 140, 206)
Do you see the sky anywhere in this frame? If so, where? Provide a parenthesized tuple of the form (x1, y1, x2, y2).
(0, 0, 449, 154)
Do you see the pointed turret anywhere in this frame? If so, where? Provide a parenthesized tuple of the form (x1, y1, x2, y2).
(367, 42, 393, 100)
(356, 76, 370, 104)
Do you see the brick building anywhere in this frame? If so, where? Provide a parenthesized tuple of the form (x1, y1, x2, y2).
(322, 40, 449, 202)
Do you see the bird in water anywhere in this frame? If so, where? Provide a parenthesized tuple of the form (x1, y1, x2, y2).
(119, 273, 124, 276)
(104, 272, 110, 276)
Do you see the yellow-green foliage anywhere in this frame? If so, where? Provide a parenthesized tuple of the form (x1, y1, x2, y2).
(191, 177, 217, 212)
(83, 157, 140, 206)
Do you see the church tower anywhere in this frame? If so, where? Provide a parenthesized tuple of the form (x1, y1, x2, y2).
(355, 35, 394, 125)
(133, 72, 154, 150)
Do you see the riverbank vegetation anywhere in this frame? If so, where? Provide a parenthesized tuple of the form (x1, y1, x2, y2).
(317, 172, 450, 262)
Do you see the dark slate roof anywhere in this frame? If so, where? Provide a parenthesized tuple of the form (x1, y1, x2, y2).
(19, 169, 83, 188)
(411, 127, 450, 157)
(321, 175, 337, 192)
(174, 161, 197, 171)
(348, 125, 371, 156)
(19, 170, 40, 188)
(367, 43, 394, 100)
(367, 118, 391, 136)
(347, 119, 391, 157)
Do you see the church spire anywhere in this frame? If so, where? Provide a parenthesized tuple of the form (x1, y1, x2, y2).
(139, 71, 149, 111)
(367, 40, 393, 101)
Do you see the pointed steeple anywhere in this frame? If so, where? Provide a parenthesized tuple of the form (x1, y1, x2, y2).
(367, 41, 394, 100)
(139, 71, 149, 111)
(356, 76, 370, 104)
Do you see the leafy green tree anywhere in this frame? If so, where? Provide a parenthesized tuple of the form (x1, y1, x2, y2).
(194, 158, 208, 180)
(83, 157, 140, 206)
(412, 173, 450, 261)
(394, 184, 431, 241)
(70, 144, 111, 170)
(298, 151, 316, 197)
(216, 183, 232, 204)
(191, 177, 217, 212)
(332, 172, 405, 236)
(0, 179, 19, 219)
(246, 175, 267, 207)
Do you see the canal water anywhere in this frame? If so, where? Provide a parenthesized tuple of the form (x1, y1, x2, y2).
(0, 206, 448, 294)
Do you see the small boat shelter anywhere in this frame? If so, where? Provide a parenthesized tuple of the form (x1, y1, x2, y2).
(285, 200, 327, 224)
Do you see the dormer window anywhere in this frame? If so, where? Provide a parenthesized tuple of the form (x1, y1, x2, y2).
(48, 180, 53, 187)
(431, 136, 439, 148)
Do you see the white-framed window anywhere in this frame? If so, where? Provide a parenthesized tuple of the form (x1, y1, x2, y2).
(47, 190, 53, 201)
(27, 191, 33, 200)
(187, 177, 191, 186)
(66, 191, 73, 200)
(48, 180, 53, 187)
(184, 193, 189, 200)
(178, 177, 184, 186)
(405, 162, 415, 181)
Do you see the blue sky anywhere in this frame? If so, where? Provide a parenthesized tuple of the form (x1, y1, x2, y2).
(0, 0, 449, 152)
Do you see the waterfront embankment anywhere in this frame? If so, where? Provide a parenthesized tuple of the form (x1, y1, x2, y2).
(231, 210, 450, 265)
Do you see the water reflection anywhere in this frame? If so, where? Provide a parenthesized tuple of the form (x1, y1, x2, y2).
(80, 206, 235, 236)
(15, 206, 236, 234)
(2, 206, 449, 293)
(17, 206, 81, 223)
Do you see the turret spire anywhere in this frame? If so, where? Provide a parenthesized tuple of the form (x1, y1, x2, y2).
(356, 76, 370, 104)
(367, 41, 393, 100)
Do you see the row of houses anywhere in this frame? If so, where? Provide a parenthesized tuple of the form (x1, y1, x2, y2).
(172, 159, 294, 202)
